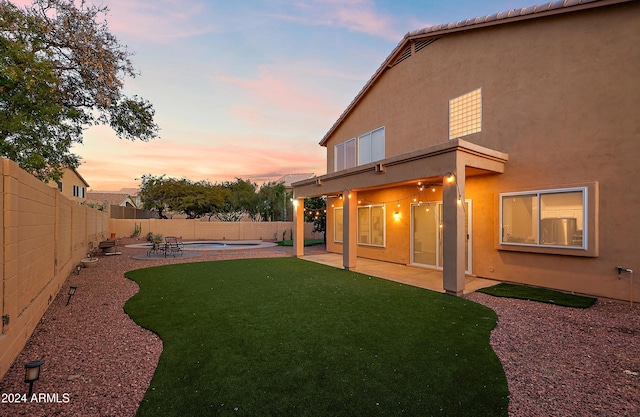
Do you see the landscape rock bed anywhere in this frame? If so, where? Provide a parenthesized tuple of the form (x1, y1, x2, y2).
(466, 292, 639, 417)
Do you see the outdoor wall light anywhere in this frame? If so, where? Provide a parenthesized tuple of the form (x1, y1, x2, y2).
(24, 359, 44, 397)
(446, 173, 455, 183)
(66, 286, 78, 306)
(394, 211, 401, 221)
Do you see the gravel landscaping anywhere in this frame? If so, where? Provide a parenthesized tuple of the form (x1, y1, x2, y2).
(0, 238, 638, 416)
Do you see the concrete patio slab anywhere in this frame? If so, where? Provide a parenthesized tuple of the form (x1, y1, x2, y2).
(300, 252, 498, 294)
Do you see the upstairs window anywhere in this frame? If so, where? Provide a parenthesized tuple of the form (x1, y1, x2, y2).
(73, 185, 85, 198)
(449, 88, 482, 139)
(358, 127, 385, 165)
(335, 138, 356, 172)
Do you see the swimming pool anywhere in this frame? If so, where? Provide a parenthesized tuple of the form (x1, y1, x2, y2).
(126, 240, 277, 251)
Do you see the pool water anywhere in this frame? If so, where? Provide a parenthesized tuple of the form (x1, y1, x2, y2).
(126, 240, 276, 251)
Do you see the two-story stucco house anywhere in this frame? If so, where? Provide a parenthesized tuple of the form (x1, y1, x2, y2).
(292, 0, 639, 302)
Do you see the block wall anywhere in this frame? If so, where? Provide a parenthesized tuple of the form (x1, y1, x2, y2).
(109, 219, 319, 241)
(0, 159, 108, 379)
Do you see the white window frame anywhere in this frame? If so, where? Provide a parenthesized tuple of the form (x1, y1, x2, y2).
(500, 187, 588, 250)
(334, 138, 356, 172)
(73, 185, 85, 198)
(357, 204, 386, 247)
(334, 207, 343, 243)
(358, 126, 385, 166)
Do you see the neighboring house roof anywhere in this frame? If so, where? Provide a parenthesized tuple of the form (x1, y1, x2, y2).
(319, 0, 630, 146)
(86, 192, 135, 207)
(277, 173, 316, 187)
(118, 187, 141, 196)
(71, 168, 90, 188)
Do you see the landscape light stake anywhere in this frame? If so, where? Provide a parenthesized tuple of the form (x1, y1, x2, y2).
(66, 286, 78, 306)
(24, 359, 44, 397)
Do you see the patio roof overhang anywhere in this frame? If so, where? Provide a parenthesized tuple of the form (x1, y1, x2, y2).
(292, 138, 508, 198)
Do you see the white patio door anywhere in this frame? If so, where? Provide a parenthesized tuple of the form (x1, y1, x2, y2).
(411, 200, 472, 274)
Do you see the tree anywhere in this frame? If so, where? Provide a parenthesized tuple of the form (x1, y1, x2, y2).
(138, 174, 171, 219)
(213, 179, 259, 222)
(0, 0, 159, 180)
(305, 197, 326, 239)
(138, 175, 227, 220)
(174, 180, 226, 220)
(258, 181, 285, 221)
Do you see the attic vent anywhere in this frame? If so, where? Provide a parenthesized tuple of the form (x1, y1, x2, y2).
(414, 38, 438, 53)
(392, 46, 412, 67)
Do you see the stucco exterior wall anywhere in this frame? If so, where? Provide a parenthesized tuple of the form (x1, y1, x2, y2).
(109, 219, 320, 241)
(318, 2, 640, 301)
(0, 159, 108, 379)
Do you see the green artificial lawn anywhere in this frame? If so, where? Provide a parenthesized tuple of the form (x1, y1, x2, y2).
(276, 239, 325, 247)
(478, 283, 597, 308)
(125, 258, 508, 417)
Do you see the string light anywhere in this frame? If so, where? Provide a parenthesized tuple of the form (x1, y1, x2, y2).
(326, 174, 465, 215)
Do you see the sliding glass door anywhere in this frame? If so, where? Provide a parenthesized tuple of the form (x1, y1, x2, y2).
(411, 201, 471, 273)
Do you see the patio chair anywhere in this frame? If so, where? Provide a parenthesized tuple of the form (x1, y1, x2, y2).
(165, 236, 183, 257)
(147, 240, 165, 257)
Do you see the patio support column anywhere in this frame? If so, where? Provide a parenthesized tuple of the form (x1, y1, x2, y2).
(293, 198, 305, 258)
(442, 164, 466, 296)
(343, 189, 357, 270)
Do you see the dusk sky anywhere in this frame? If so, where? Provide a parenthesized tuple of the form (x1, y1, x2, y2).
(18, 0, 536, 190)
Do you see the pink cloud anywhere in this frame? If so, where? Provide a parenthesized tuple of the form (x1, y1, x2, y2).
(7, 0, 214, 41)
(97, 0, 216, 42)
(215, 63, 350, 134)
(277, 0, 402, 41)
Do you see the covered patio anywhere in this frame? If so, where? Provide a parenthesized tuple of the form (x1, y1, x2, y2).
(293, 139, 508, 296)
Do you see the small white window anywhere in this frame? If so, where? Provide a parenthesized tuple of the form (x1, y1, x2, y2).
(335, 138, 356, 172)
(501, 187, 587, 249)
(357, 204, 385, 247)
(449, 88, 482, 139)
(73, 185, 85, 198)
(358, 127, 385, 165)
